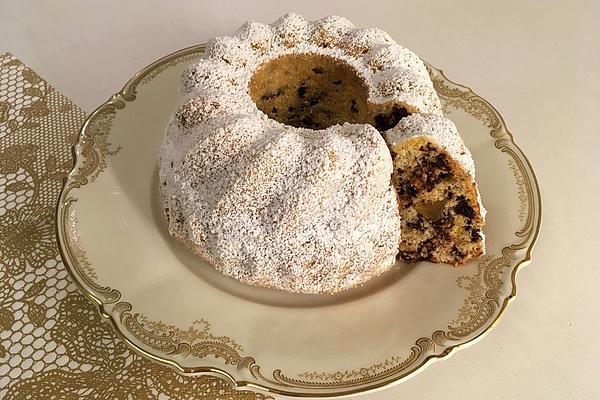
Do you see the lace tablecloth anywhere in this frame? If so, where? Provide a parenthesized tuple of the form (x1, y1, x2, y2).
(0, 52, 269, 399)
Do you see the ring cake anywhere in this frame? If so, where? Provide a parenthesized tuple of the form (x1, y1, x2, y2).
(158, 13, 485, 293)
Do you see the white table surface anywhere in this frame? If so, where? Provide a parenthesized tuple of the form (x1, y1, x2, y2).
(2, 1, 598, 399)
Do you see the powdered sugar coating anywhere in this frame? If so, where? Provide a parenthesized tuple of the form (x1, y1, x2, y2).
(341, 28, 395, 56)
(271, 13, 313, 47)
(174, 93, 256, 129)
(181, 60, 246, 95)
(383, 114, 487, 219)
(311, 15, 355, 48)
(159, 117, 401, 293)
(159, 13, 448, 293)
(184, 13, 442, 115)
(365, 44, 429, 77)
(234, 22, 276, 53)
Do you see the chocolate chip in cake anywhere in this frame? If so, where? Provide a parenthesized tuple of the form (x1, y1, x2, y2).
(332, 80, 343, 85)
(418, 239, 435, 258)
(373, 106, 409, 131)
(470, 229, 482, 242)
(350, 99, 359, 113)
(312, 66, 324, 74)
(455, 196, 475, 218)
(402, 182, 417, 197)
(261, 88, 284, 101)
(434, 154, 448, 169)
(426, 171, 454, 191)
(406, 216, 426, 232)
(297, 86, 307, 98)
(424, 174, 436, 192)
(450, 245, 462, 257)
(309, 97, 320, 106)
(399, 252, 417, 262)
(419, 142, 436, 154)
(271, 107, 278, 114)
(300, 116, 317, 129)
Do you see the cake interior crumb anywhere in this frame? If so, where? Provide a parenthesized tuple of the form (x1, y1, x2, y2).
(391, 137, 485, 265)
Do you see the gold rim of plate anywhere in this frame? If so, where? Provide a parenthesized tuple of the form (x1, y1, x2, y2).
(55, 44, 542, 397)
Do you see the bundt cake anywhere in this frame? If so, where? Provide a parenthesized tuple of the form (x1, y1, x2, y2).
(384, 114, 486, 264)
(158, 13, 484, 293)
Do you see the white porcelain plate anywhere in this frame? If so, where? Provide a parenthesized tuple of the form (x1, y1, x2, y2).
(56, 45, 541, 397)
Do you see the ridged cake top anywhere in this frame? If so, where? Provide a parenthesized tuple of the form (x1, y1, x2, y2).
(182, 13, 442, 115)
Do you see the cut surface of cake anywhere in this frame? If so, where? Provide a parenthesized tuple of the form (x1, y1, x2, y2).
(384, 114, 486, 265)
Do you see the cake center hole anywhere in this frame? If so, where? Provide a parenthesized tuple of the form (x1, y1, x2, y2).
(249, 53, 409, 131)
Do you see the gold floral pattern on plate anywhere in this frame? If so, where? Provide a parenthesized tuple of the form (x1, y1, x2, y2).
(54, 46, 541, 397)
